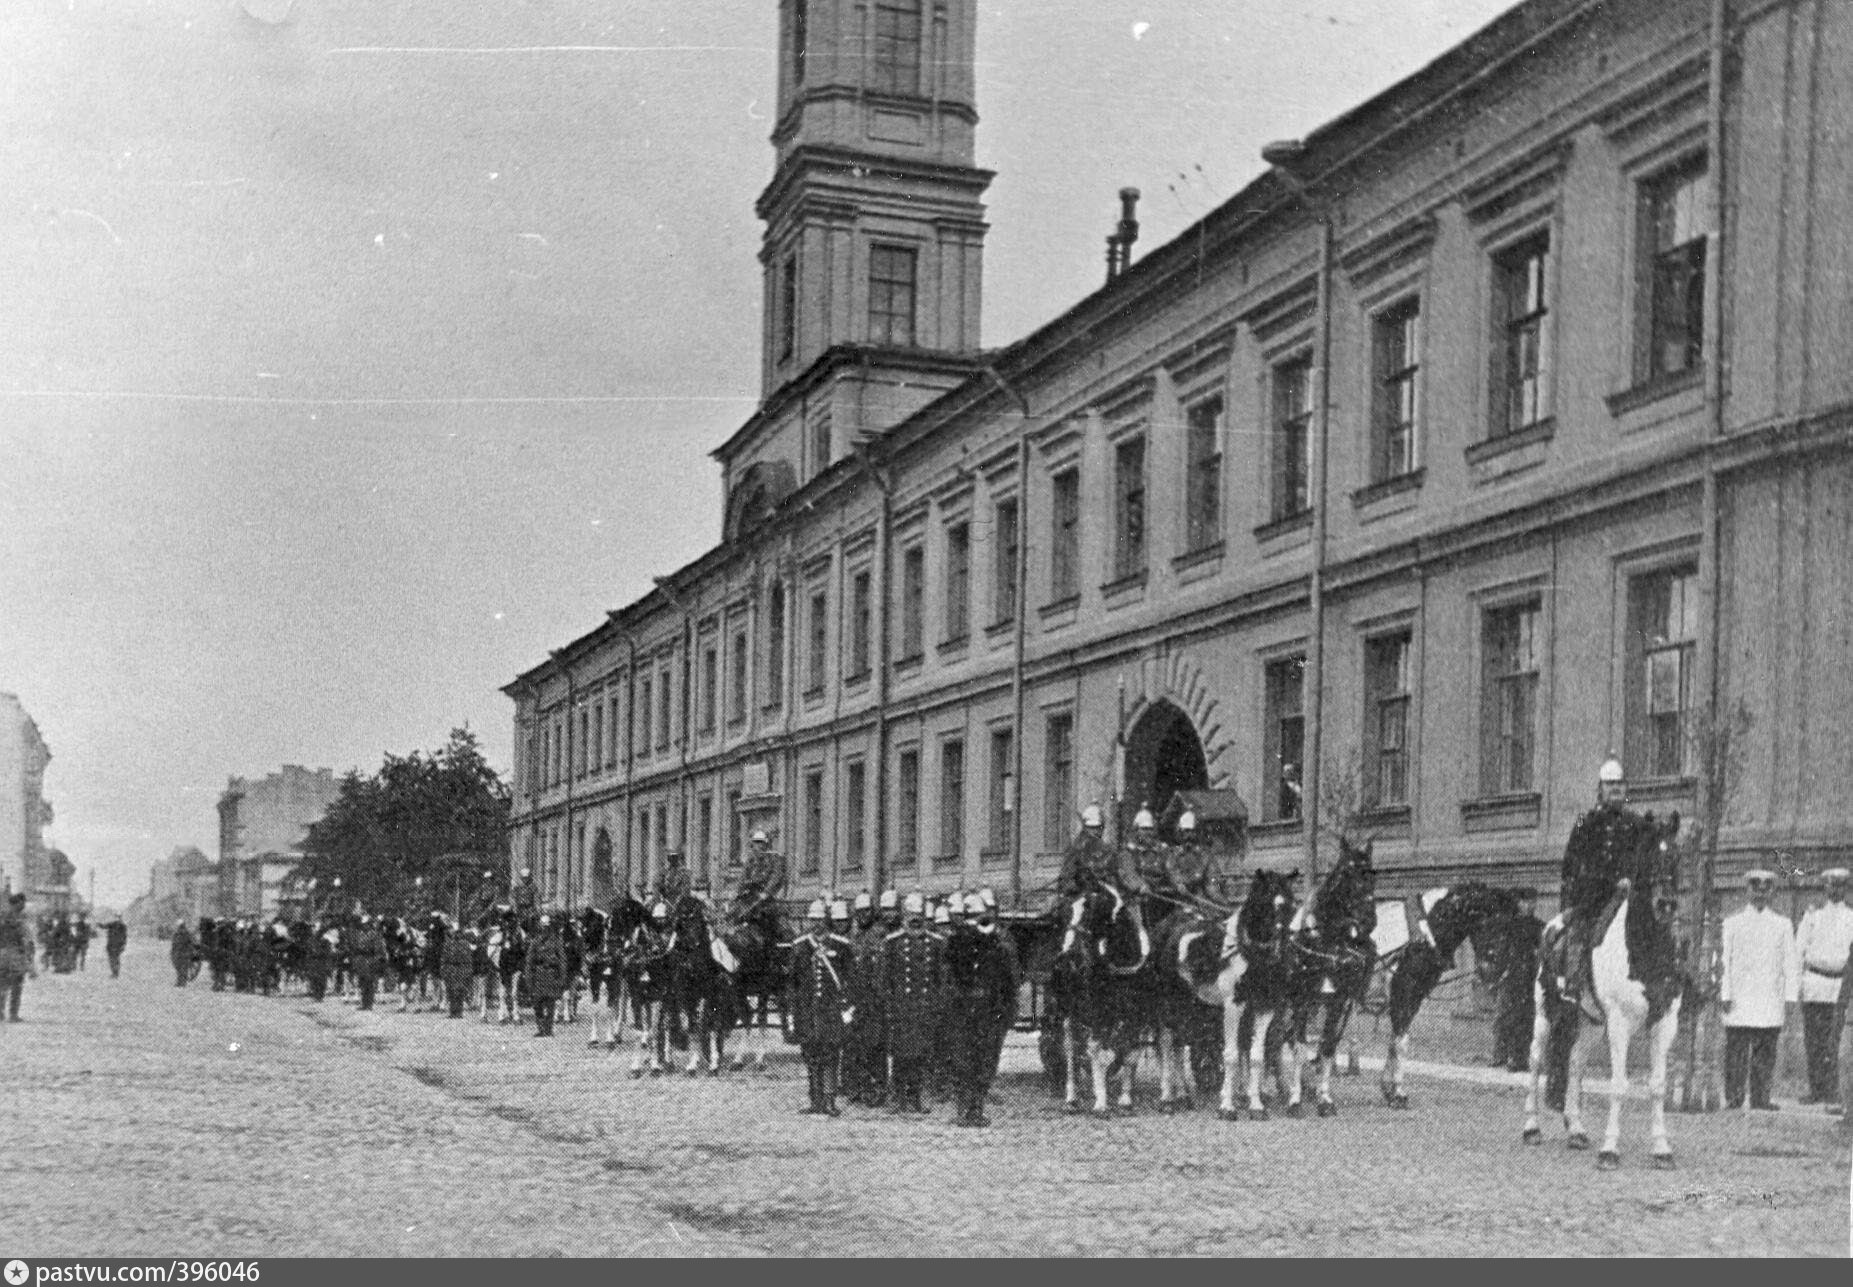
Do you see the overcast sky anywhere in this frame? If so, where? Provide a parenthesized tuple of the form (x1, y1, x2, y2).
(0, 0, 1520, 909)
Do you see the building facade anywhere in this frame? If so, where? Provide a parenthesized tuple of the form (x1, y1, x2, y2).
(134, 845, 220, 930)
(0, 692, 55, 910)
(507, 0, 1853, 917)
(216, 765, 340, 918)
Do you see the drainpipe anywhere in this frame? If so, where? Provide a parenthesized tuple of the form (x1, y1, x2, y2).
(549, 649, 575, 909)
(985, 364, 1034, 911)
(1684, 0, 1732, 1113)
(606, 614, 640, 897)
(652, 577, 696, 870)
(853, 445, 895, 901)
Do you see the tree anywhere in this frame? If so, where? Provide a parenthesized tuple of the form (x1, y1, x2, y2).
(296, 728, 511, 920)
(1678, 697, 1754, 1112)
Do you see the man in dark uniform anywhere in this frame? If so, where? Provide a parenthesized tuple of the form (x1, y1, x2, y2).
(787, 899, 854, 1116)
(1056, 804, 1139, 903)
(169, 918, 196, 987)
(732, 829, 788, 931)
(526, 914, 568, 1037)
(440, 917, 476, 1019)
(1125, 805, 1173, 906)
(972, 889, 1021, 1092)
(348, 915, 388, 1010)
(511, 868, 540, 924)
(882, 893, 946, 1114)
(0, 893, 35, 1021)
(945, 894, 1019, 1127)
(1554, 756, 1673, 1006)
(1167, 810, 1227, 907)
(73, 914, 92, 972)
(103, 917, 128, 978)
(303, 922, 334, 1001)
(844, 892, 888, 1106)
(1490, 888, 1545, 1070)
(655, 850, 694, 915)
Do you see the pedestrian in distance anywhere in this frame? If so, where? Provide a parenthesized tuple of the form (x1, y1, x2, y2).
(169, 918, 196, 988)
(526, 914, 569, 1037)
(349, 916, 388, 1011)
(303, 923, 334, 1002)
(1794, 867, 1853, 1107)
(1720, 868, 1800, 1111)
(103, 917, 128, 979)
(0, 892, 35, 1021)
(440, 918, 476, 1019)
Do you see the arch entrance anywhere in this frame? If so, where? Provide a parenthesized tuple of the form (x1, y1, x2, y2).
(1120, 699, 1209, 839)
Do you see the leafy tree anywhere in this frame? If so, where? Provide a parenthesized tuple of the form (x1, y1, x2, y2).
(297, 728, 510, 920)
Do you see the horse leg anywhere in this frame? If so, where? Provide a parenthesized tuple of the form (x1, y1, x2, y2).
(1087, 1028, 1112, 1117)
(1063, 1016, 1083, 1113)
(1114, 1040, 1137, 1113)
(1219, 1001, 1244, 1120)
(1563, 1017, 1591, 1150)
(1156, 1026, 1176, 1109)
(1381, 1028, 1412, 1109)
(1646, 1005, 1679, 1168)
(1522, 984, 1549, 1144)
(1246, 1011, 1273, 1118)
(1598, 1011, 1631, 1170)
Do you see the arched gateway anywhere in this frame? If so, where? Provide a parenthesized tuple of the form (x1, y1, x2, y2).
(1120, 699, 1209, 839)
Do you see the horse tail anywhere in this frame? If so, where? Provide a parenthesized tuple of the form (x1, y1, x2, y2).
(1544, 1004, 1576, 1111)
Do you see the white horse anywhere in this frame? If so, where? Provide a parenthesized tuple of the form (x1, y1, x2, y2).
(1522, 885, 1683, 1170)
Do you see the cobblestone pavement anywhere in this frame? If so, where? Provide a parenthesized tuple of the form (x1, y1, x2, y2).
(4, 945, 1846, 1257)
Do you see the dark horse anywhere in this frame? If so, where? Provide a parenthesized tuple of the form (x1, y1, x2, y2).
(1279, 838, 1379, 1117)
(665, 897, 736, 1076)
(1051, 883, 1153, 1116)
(484, 910, 528, 1024)
(1211, 868, 1300, 1120)
(1524, 817, 1685, 1170)
(1150, 900, 1228, 1113)
(579, 905, 620, 1048)
(615, 898, 675, 1076)
(1379, 882, 1530, 1108)
(718, 903, 788, 1071)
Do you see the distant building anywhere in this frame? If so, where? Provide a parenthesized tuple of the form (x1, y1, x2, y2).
(0, 693, 55, 912)
(216, 766, 340, 918)
(137, 845, 220, 928)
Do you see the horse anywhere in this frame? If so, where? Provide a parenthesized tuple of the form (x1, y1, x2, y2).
(665, 897, 736, 1076)
(1378, 881, 1530, 1108)
(618, 907, 676, 1077)
(1150, 897, 1229, 1113)
(1523, 820, 1685, 1170)
(1212, 868, 1300, 1120)
(719, 903, 788, 1072)
(1276, 838, 1379, 1117)
(1050, 883, 1155, 1116)
(579, 906, 620, 1048)
(483, 912, 528, 1025)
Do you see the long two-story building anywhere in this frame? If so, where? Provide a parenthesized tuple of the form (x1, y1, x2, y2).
(506, 0, 1853, 916)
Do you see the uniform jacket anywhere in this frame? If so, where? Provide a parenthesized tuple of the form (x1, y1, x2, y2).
(440, 932, 477, 990)
(1720, 904, 1799, 1029)
(525, 932, 569, 1000)
(787, 930, 854, 1049)
(348, 925, 388, 978)
(881, 927, 947, 1060)
(169, 926, 195, 969)
(1559, 803, 1668, 920)
(734, 851, 788, 915)
(105, 921, 128, 952)
(1055, 832, 1140, 901)
(850, 919, 888, 1032)
(1794, 899, 1853, 1005)
(0, 909, 32, 978)
(944, 923, 1018, 1032)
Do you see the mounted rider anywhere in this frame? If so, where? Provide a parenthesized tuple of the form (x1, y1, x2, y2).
(1553, 755, 1677, 1006)
(1166, 810, 1221, 907)
(1124, 805, 1171, 904)
(1055, 804, 1141, 905)
(730, 829, 788, 936)
(511, 867, 541, 925)
(654, 849, 695, 916)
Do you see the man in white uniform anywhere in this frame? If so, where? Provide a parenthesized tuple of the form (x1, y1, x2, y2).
(1719, 868, 1800, 1111)
(1794, 867, 1853, 1106)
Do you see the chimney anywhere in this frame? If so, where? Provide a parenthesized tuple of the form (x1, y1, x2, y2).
(1104, 186, 1141, 283)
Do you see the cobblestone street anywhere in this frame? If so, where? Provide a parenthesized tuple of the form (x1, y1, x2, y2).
(4, 945, 1846, 1257)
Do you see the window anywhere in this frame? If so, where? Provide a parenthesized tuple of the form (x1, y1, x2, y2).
(1481, 600, 1542, 795)
(1112, 436, 1146, 580)
(700, 644, 718, 733)
(848, 570, 872, 679)
(987, 726, 1014, 853)
(810, 414, 831, 478)
(940, 739, 965, 861)
(656, 803, 670, 869)
(579, 707, 590, 776)
(778, 254, 798, 363)
(540, 723, 552, 786)
(726, 789, 743, 867)
(636, 677, 651, 756)
(896, 748, 920, 867)
(807, 588, 828, 696)
(607, 694, 621, 768)
(993, 497, 1019, 626)
(1627, 566, 1699, 778)
(1050, 468, 1080, 602)
(871, 0, 922, 95)
(1271, 356, 1313, 522)
(1492, 234, 1551, 436)
(802, 770, 824, 874)
(1364, 633, 1412, 809)
(1637, 158, 1707, 384)
(553, 716, 564, 783)
(944, 521, 970, 643)
(697, 795, 713, 870)
(656, 668, 672, 750)
(868, 245, 917, 346)
(844, 760, 867, 871)
(591, 702, 603, 774)
(525, 730, 538, 795)
(791, 0, 808, 84)
(899, 544, 925, 659)
(765, 583, 786, 710)
(1184, 395, 1223, 552)
(639, 809, 653, 875)
(1371, 299, 1420, 482)
(1044, 712, 1075, 850)
(729, 630, 748, 723)
(1264, 656, 1306, 822)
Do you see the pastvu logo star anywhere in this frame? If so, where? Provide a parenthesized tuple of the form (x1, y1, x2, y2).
(4, 1259, 28, 1286)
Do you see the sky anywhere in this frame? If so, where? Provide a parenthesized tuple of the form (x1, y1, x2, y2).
(0, 0, 1521, 910)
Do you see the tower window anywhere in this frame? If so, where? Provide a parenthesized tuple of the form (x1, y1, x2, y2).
(792, 0, 808, 85)
(869, 245, 917, 346)
(871, 1, 923, 96)
(778, 254, 798, 363)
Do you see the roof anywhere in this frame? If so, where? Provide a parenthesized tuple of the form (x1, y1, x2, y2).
(1160, 790, 1250, 829)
